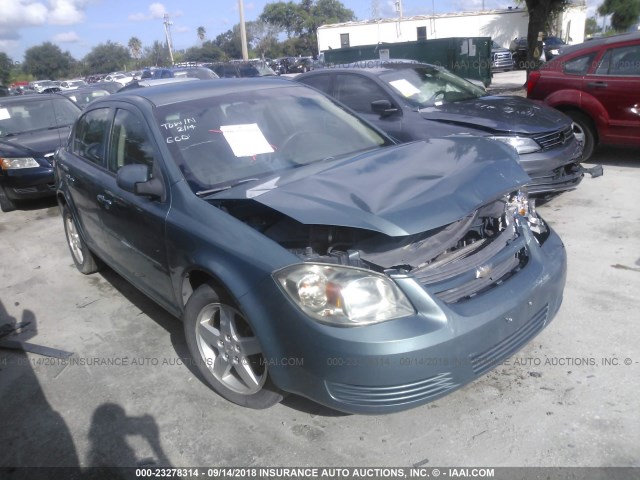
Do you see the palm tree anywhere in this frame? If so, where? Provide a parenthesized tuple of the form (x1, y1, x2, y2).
(197, 26, 206, 45)
(128, 37, 142, 66)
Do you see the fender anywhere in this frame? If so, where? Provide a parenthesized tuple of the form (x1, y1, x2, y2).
(544, 88, 610, 136)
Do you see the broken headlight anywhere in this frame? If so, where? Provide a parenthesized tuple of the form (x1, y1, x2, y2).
(506, 190, 547, 235)
(490, 136, 541, 154)
(274, 264, 415, 326)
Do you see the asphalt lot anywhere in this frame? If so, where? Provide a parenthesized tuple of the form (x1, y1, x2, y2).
(0, 145, 639, 470)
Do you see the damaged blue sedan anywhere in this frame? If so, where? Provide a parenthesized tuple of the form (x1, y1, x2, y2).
(55, 79, 566, 414)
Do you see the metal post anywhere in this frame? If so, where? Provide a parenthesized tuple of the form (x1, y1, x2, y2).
(238, 0, 249, 60)
(163, 14, 174, 65)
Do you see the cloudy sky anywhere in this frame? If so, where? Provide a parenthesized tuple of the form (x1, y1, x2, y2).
(1, 0, 602, 63)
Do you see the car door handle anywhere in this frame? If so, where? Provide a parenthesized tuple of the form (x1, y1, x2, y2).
(586, 81, 608, 88)
(96, 194, 113, 209)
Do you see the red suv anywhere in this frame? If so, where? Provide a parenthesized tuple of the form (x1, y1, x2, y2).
(527, 32, 640, 160)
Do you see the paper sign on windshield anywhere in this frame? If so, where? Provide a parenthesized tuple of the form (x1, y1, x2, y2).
(220, 123, 274, 158)
(0, 108, 10, 120)
(389, 79, 421, 98)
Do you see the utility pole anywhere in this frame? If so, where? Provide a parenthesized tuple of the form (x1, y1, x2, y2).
(163, 13, 174, 65)
(395, 0, 403, 18)
(238, 0, 249, 60)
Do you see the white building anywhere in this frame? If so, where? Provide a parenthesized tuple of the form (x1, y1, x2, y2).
(317, 5, 586, 52)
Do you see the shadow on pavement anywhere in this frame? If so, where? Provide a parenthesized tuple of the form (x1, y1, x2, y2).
(587, 145, 639, 168)
(0, 299, 173, 478)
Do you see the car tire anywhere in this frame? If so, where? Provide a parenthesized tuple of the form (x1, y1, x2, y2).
(62, 205, 100, 274)
(184, 283, 285, 409)
(0, 185, 17, 213)
(566, 110, 596, 161)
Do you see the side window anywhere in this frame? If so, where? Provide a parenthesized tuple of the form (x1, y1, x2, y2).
(300, 74, 332, 94)
(340, 33, 350, 48)
(417, 26, 427, 41)
(596, 45, 640, 76)
(334, 74, 393, 114)
(108, 109, 155, 174)
(72, 108, 111, 165)
(563, 53, 596, 75)
(595, 50, 611, 75)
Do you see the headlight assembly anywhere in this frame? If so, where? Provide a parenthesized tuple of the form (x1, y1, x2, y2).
(506, 190, 547, 235)
(490, 136, 541, 154)
(0, 157, 39, 170)
(274, 264, 415, 326)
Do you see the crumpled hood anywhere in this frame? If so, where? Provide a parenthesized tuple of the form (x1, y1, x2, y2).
(210, 138, 529, 237)
(420, 95, 570, 135)
(0, 127, 69, 157)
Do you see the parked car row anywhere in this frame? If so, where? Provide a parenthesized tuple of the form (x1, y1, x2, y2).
(269, 56, 315, 74)
(3, 31, 634, 416)
(9, 34, 628, 415)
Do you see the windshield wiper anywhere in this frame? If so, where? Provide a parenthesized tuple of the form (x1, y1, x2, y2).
(196, 178, 260, 197)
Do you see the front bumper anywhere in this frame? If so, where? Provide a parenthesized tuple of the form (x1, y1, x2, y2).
(242, 224, 567, 414)
(519, 138, 585, 195)
(0, 166, 55, 201)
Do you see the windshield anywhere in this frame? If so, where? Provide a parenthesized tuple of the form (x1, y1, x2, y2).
(380, 66, 487, 108)
(155, 86, 391, 193)
(65, 89, 109, 108)
(0, 97, 80, 137)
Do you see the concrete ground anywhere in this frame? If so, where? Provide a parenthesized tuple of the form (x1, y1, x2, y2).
(0, 146, 639, 469)
(490, 69, 527, 91)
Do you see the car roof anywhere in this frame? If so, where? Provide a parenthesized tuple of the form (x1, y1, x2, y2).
(105, 78, 297, 107)
(0, 93, 68, 105)
(559, 32, 640, 56)
(61, 86, 110, 94)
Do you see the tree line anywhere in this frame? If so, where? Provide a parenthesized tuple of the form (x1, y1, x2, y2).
(1, 0, 355, 82)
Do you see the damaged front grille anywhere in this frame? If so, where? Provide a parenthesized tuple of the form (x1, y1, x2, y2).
(533, 125, 574, 150)
(218, 195, 530, 305)
(410, 213, 529, 304)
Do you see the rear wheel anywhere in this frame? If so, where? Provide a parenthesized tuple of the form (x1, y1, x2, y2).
(184, 283, 284, 409)
(62, 205, 100, 274)
(0, 185, 17, 213)
(566, 110, 596, 161)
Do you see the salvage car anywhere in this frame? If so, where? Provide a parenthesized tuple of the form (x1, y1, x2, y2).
(55, 79, 567, 414)
(59, 86, 111, 109)
(527, 32, 640, 160)
(0, 94, 81, 212)
(296, 61, 602, 196)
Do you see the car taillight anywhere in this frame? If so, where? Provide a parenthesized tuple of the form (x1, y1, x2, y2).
(527, 70, 541, 97)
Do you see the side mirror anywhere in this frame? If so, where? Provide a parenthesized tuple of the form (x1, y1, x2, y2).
(371, 99, 399, 117)
(116, 164, 163, 198)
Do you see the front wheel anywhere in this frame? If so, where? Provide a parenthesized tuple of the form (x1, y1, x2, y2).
(183, 283, 284, 409)
(62, 205, 100, 274)
(566, 110, 596, 161)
